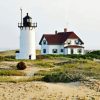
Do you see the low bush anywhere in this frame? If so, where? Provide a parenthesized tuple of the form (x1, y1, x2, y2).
(43, 72, 84, 82)
(16, 62, 27, 70)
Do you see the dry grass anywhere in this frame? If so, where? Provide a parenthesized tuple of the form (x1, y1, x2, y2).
(0, 50, 16, 57)
(0, 50, 100, 82)
(0, 70, 25, 76)
(0, 76, 43, 82)
(0, 49, 40, 57)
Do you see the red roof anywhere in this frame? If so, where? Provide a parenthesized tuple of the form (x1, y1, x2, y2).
(39, 31, 84, 45)
(64, 45, 84, 48)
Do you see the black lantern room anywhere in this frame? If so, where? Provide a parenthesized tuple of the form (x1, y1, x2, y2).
(23, 13, 32, 27)
(18, 13, 37, 28)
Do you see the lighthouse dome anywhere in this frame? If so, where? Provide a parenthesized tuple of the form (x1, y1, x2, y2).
(23, 13, 32, 27)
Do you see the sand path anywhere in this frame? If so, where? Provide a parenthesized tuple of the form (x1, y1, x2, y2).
(0, 81, 99, 100)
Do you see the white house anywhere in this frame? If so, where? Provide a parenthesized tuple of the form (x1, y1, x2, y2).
(39, 28, 84, 55)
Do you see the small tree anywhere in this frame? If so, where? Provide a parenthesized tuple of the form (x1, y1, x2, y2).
(16, 61, 26, 70)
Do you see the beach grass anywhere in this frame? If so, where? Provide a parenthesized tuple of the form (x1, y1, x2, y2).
(0, 70, 25, 76)
(0, 50, 100, 83)
(0, 76, 43, 82)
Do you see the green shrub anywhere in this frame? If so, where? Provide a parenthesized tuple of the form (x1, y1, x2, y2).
(16, 62, 26, 70)
(43, 72, 84, 82)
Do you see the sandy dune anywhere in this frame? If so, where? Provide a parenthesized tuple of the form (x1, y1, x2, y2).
(0, 81, 99, 100)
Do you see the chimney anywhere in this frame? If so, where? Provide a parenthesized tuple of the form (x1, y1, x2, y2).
(64, 28, 67, 32)
(27, 13, 28, 16)
(55, 30, 58, 34)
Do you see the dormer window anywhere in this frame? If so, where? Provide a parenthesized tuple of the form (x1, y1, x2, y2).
(75, 39, 79, 44)
(80, 42, 82, 45)
(43, 40, 46, 45)
(67, 40, 71, 45)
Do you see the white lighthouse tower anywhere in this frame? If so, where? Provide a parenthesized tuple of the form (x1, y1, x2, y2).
(16, 11, 37, 60)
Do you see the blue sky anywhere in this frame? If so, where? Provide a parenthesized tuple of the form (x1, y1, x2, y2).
(0, 0, 100, 50)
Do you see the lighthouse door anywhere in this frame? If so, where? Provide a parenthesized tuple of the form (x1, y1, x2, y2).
(29, 55, 31, 59)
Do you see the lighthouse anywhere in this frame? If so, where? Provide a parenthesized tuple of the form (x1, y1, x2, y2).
(16, 12, 37, 60)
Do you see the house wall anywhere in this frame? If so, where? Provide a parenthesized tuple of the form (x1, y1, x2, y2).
(64, 48, 84, 55)
(64, 39, 83, 47)
(64, 48, 68, 55)
(40, 38, 84, 55)
(41, 37, 49, 55)
(64, 38, 84, 55)
(41, 37, 64, 55)
(48, 45, 64, 54)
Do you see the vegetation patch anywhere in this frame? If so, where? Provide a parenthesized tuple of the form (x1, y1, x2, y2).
(0, 76, 43, 82)
(37, 50, 100, 60)
(35, 62, 55, 68)
(0, 50, 100, 83)
(34, 70, 51, 76)
(16, 61, 27, 70)
(34, 59, 100, 82)
(0, 70, 25, 76)
(43, 72, 85, 82)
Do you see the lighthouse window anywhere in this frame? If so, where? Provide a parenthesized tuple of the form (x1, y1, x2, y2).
(27, 19, 30, 22)
(27, 19, 32, 22)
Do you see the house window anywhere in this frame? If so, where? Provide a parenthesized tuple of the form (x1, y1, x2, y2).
(67, 40, 71, 45)
(61, 49, 63, 52)
(52, 49, 57, 53)
(80, 42, 82, 45)
(43, 49, 46, 53)
(43, 40, 46, 45)
(75, 39, 79, 44)
(78, 49, 82, 54)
